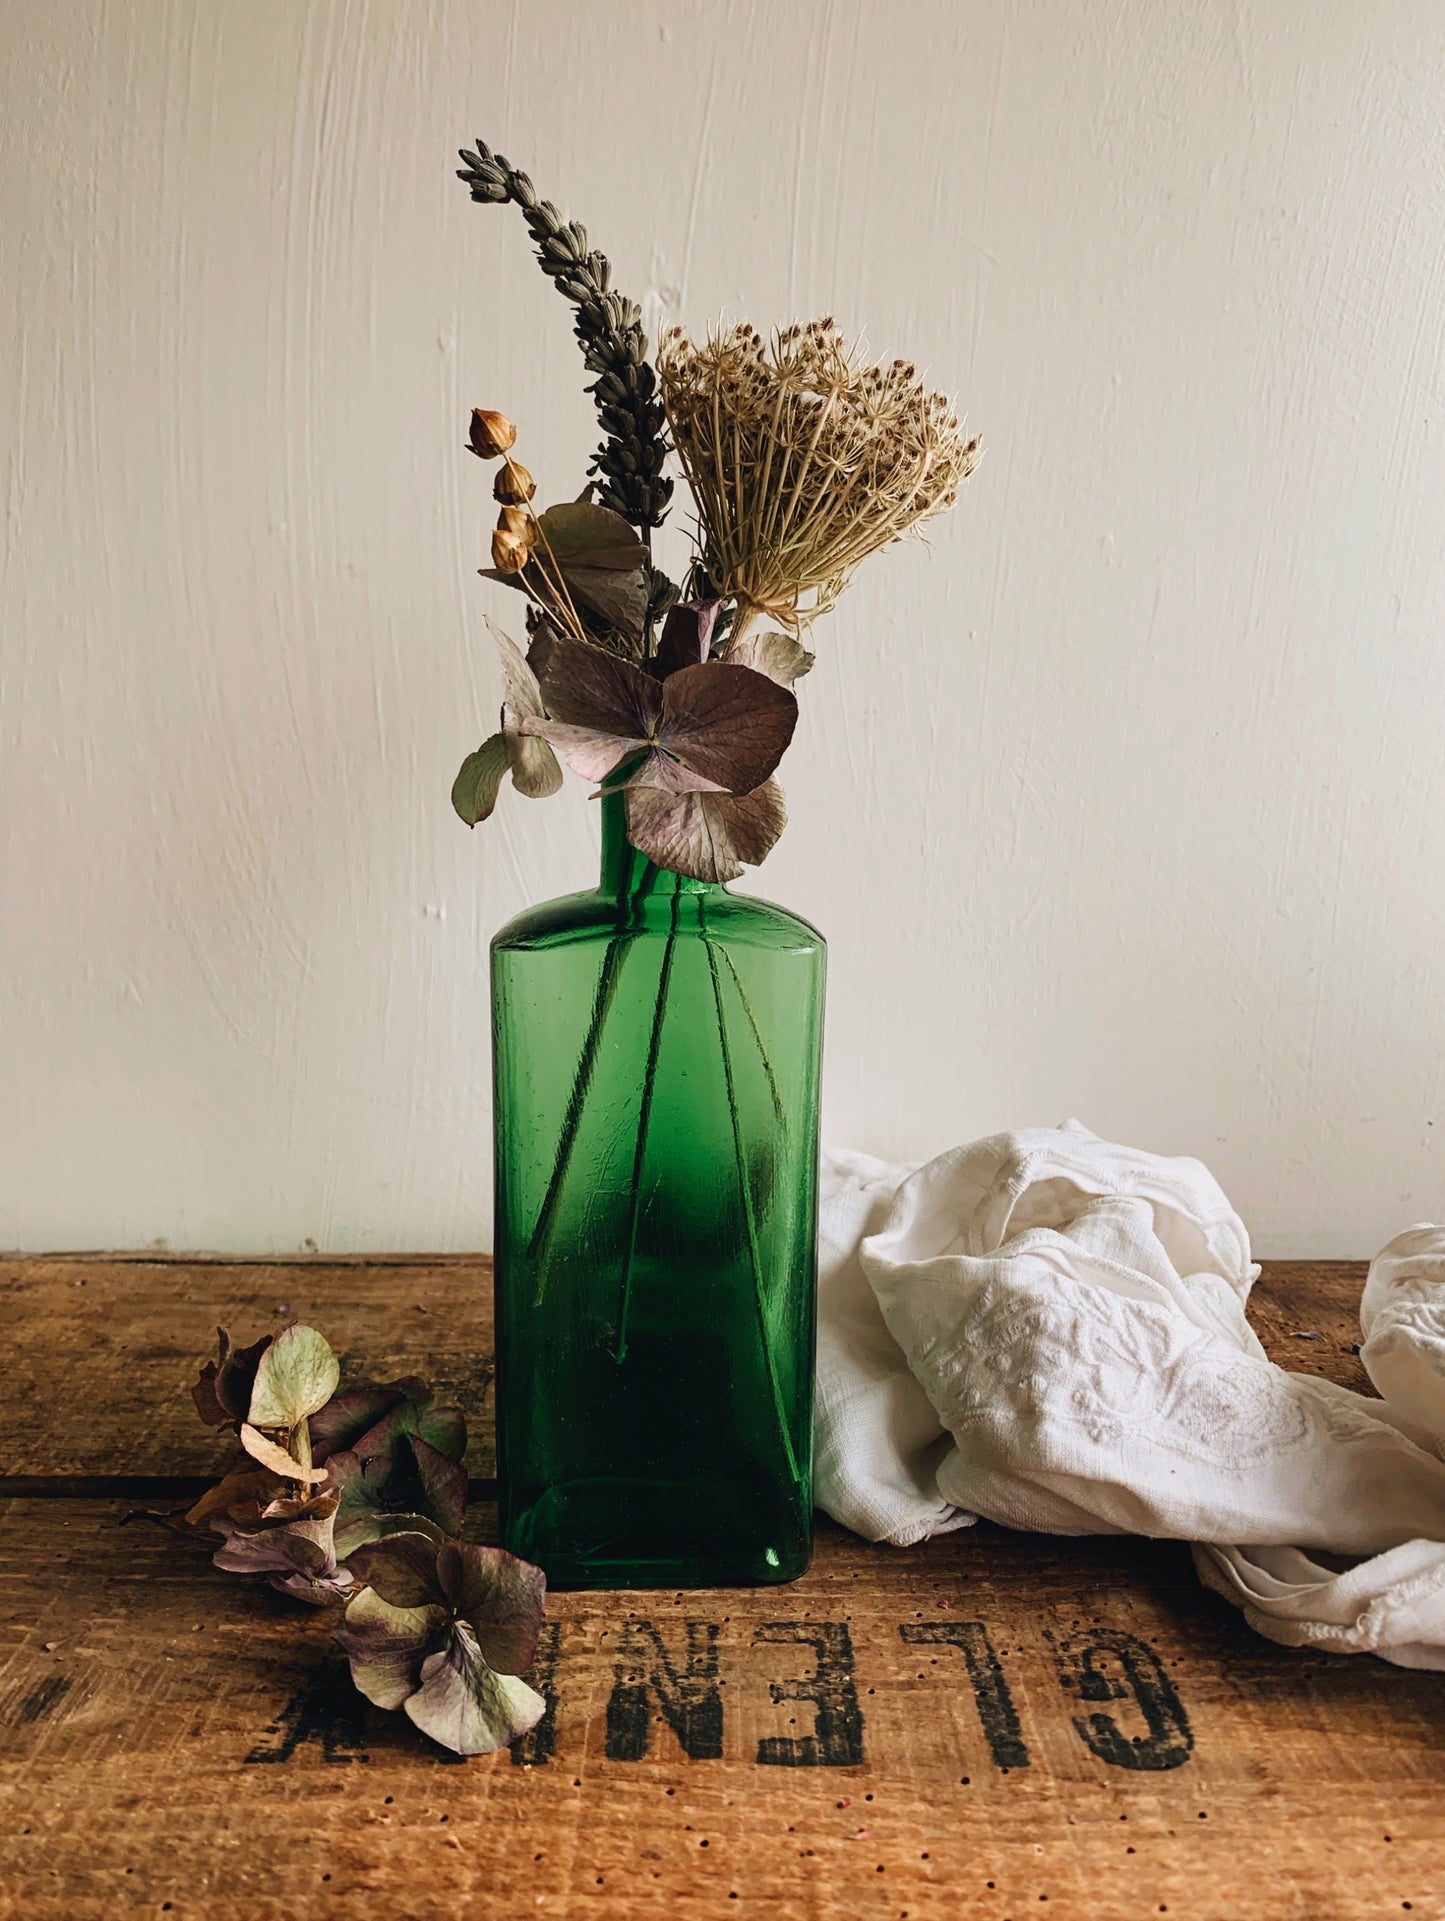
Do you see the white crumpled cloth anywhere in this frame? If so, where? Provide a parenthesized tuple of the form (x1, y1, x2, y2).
(815, 1123, 1445, 1668)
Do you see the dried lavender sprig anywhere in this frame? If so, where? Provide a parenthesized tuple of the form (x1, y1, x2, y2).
(456, 139, 674, 534)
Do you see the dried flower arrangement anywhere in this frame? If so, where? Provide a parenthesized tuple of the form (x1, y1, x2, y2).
(169, 154, 977, 1698)
(185, 1323, 546, 1757)
(452, 138, 979, 883)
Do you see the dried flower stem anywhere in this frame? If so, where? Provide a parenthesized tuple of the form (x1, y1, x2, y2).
(527, 922, 635, 1297)
(714, 943, 787, 1134)
(612, 891, 680, 1365)
(704, 922, 801, 1484)
(507, 456, 589, 646)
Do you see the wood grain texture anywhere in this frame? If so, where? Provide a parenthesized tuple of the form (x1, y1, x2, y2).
(2, 1510, 1441, 1920)
(2, 1255, 1441, 1921)
(0, 1257, 1371, 1477)
(0, 1255, 496, 1478)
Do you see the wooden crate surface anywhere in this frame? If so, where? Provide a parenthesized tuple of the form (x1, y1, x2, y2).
(1, 1255, 1441, 1920)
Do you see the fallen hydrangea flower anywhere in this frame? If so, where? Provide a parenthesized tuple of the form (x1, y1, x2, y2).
(185, 1321, 543, 1754)
(336, 1532, 547, 1755)
(309, 1373, 469, 1537)
(211, 1489, 354, 1606)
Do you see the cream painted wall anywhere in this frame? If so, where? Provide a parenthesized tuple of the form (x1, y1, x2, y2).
(4, 0, 1444, 1255)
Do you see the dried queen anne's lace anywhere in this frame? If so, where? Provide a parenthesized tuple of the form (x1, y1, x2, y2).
(659, 320, 980, 634)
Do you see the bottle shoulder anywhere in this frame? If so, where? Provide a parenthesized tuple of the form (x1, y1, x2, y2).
(491, 886, 612, 950)
(491, 884, 825, 957)
(712, 888, 826, 950)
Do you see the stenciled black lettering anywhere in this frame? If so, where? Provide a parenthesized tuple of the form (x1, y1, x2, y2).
(606, 1620, 723, 1762)
(1047, 1627, 1194, 1771)
(245, 1660, 370, 1765)
(900, 1621, 1030, 1769)
(511, 1619, 562, 1768)
(754, 1621, 865, 1767)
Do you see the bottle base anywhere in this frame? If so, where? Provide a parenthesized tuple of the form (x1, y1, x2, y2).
(503, 1475, 813, 1591)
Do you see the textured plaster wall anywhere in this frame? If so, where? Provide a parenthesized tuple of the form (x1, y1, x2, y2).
(4, 0, 1445, 1255)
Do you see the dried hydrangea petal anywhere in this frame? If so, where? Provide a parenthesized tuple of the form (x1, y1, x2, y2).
(334, 1588, 447, 1710)
(192, 1328, 272, 1428)
(508, 729, 563, 799)
(309, 1383, 416, 1463)
(332, 1508, 444, 1563)
(725, 629, 815, 686)
(247, 1325, 340, 1430)
(625, 778, 787, 884)
(358, 1387, 467, 1466)
(344, 1530, 448, 1609)
(412, 1438, 468, 1536)
(522, 717, 646, 785)
(323, 1447, 396, 1532)
(451, 734, 510, 825)
(655, 662, 796, 795)
(651, 599, 721, 679)
(536, 630, 660, 738)
(436, 1541, 547, 1676)
(531, 633, 795, 806)
(212, 1498, 351, 1606)
(239, 1423, 330, 1483)
(402, 1621, 546, 1756)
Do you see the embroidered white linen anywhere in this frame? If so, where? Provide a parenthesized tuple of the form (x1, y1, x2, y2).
(815, 1125, 1445, 1669)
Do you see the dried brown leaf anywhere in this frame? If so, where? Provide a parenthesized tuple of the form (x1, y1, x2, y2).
(184, 1468, 279, 1530)
(533, 501, 649, 635)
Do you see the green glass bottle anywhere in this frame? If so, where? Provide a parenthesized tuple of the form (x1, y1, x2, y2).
(491, 790, 824, 1588)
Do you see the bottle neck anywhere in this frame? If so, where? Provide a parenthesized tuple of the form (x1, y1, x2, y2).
(598, 790, 721, 903)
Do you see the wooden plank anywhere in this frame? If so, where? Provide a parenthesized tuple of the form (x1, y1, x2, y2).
(2, 1498, 1442, 1920)
(1243, 1258, 1372, 1395)
(2, 1254, 1441, 1915)
(0, 1256, 497, 1478)
(0, 1257, 1375, 1478)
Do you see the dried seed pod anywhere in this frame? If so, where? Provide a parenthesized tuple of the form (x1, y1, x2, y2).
(469, 408, 517, 458)
(491, 525, 531, 573)
(496, 504, 532, 538)
(494, 460, 536, 504)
